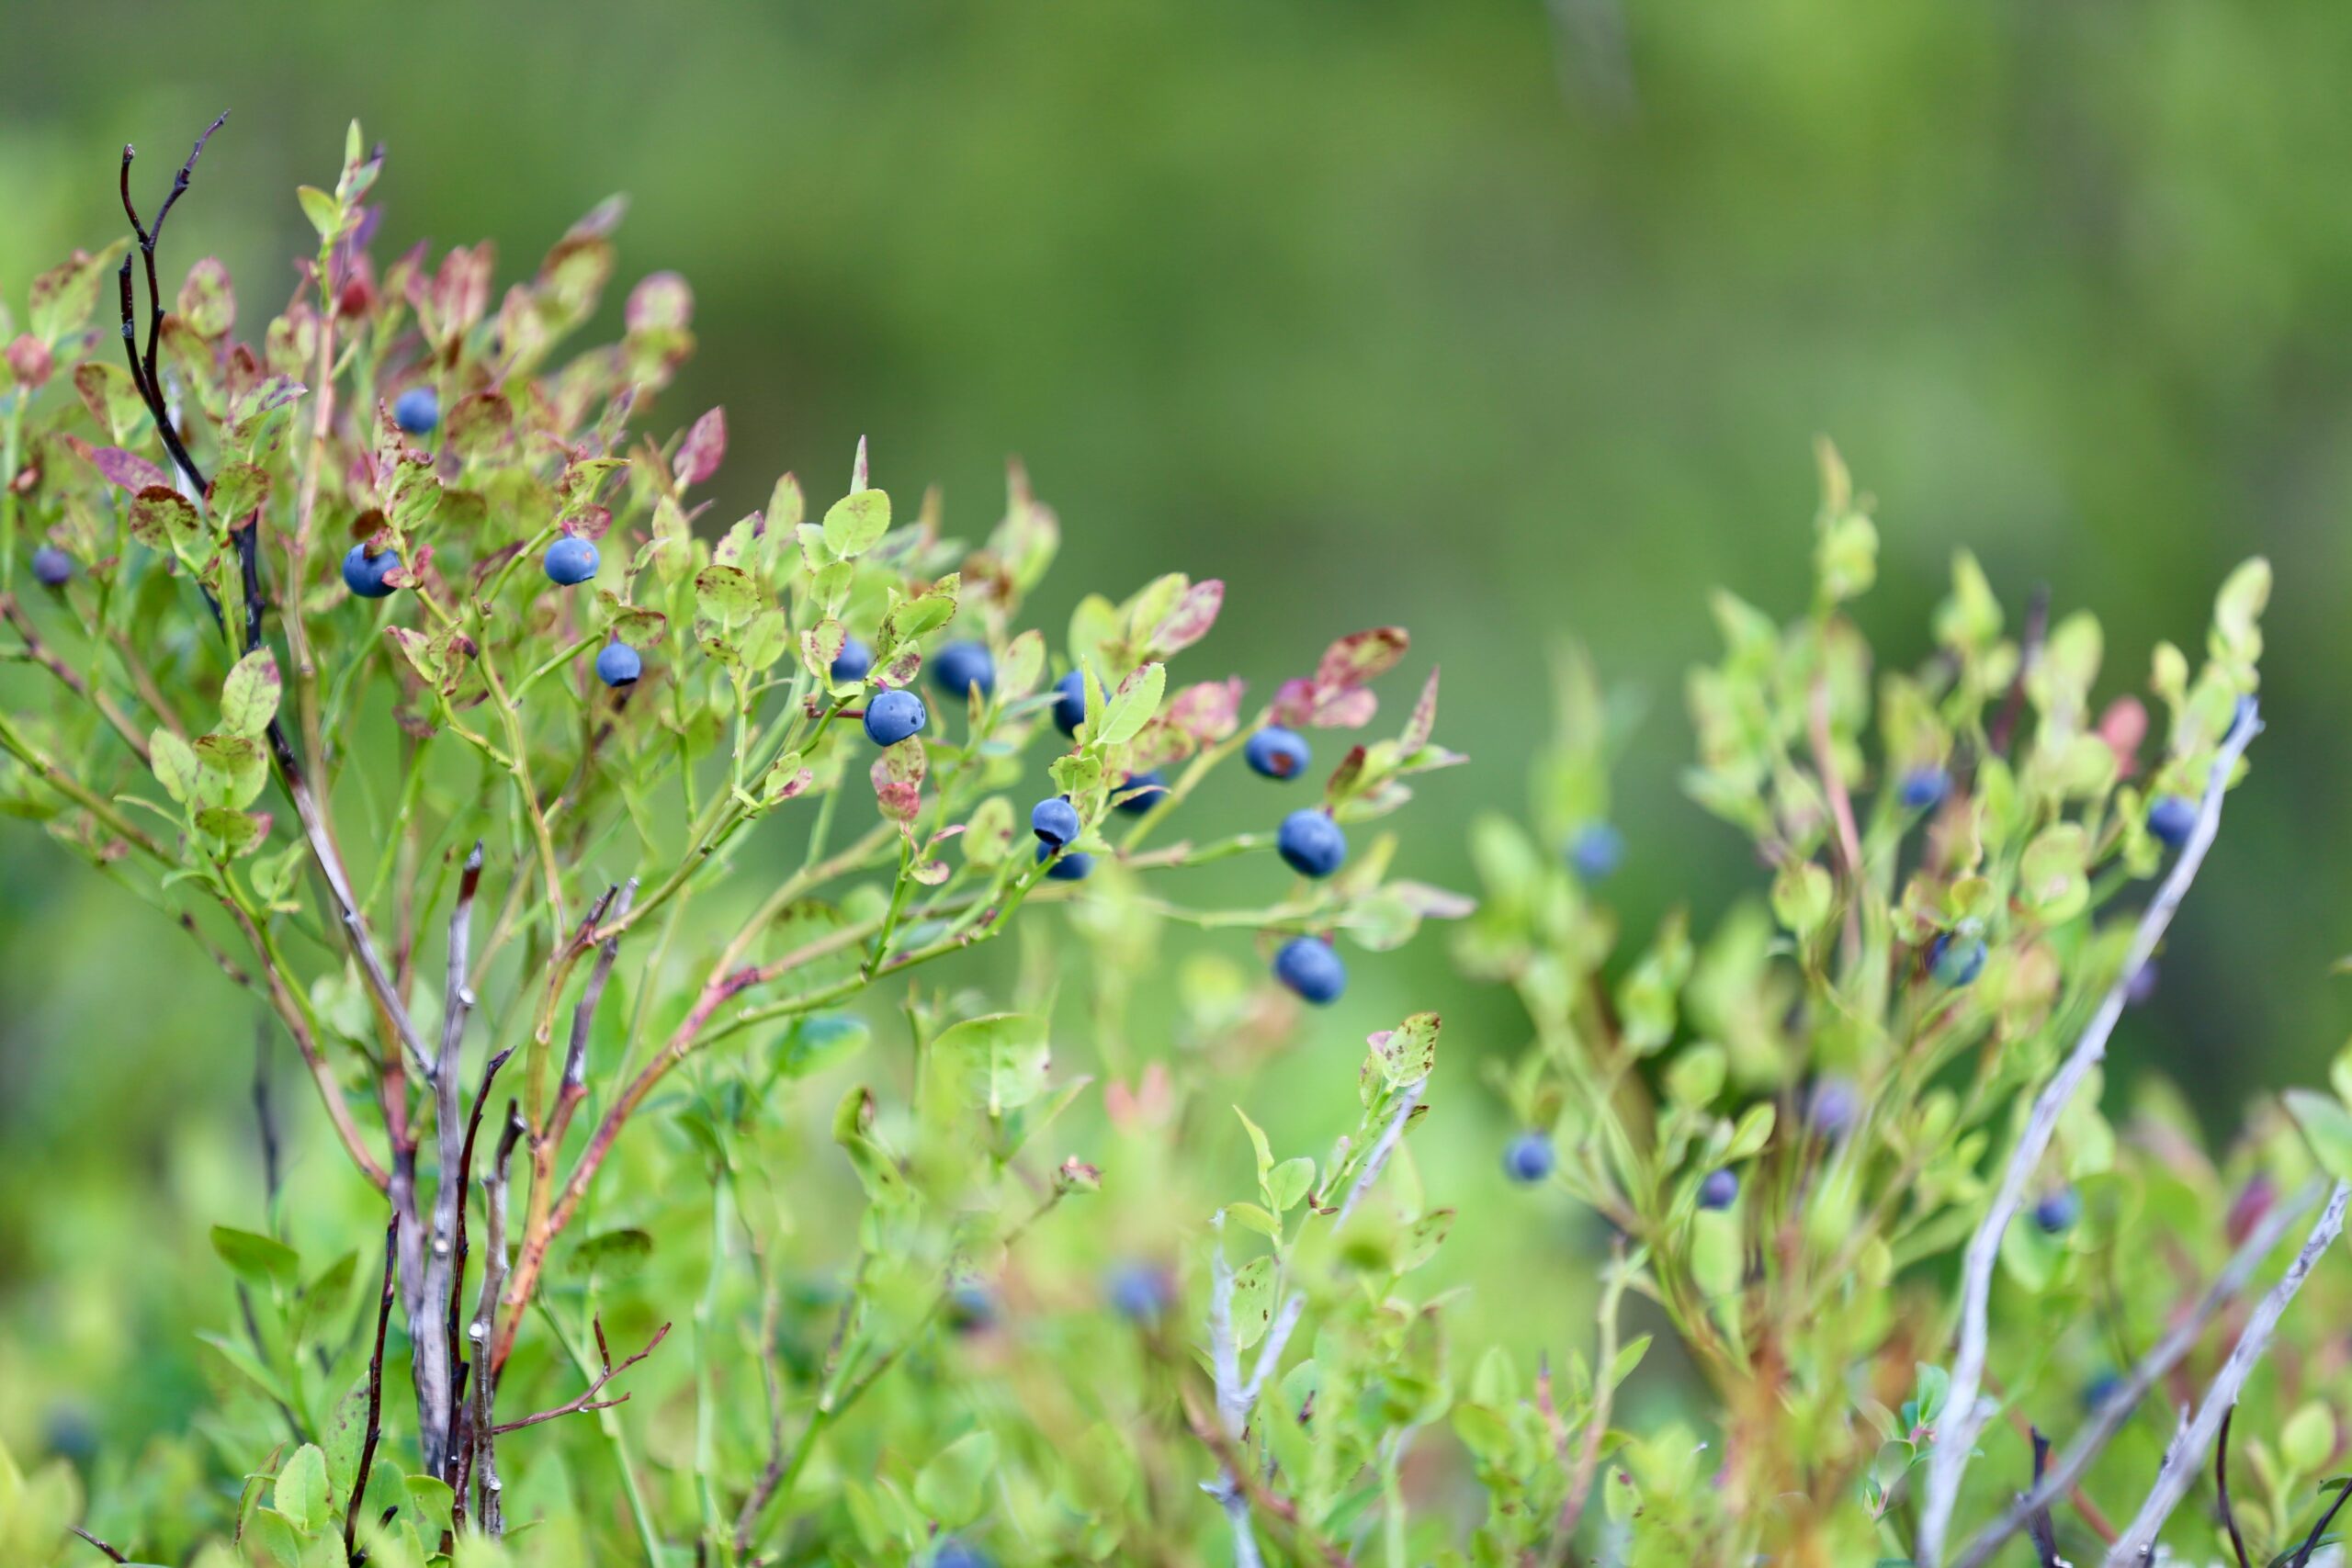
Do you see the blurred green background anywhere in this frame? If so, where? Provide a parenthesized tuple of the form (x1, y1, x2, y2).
(4, 0, 2346, 1480)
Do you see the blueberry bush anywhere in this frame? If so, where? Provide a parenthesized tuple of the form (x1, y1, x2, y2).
(2, 123, 2347, 1568)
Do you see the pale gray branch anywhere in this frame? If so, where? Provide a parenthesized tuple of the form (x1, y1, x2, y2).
(1950, 1178, 2324, 1568)
(1917, 699, 2261, 1565)
(2102, 1181, 2349, 1565)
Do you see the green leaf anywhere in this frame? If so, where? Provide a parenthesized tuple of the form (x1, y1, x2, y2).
(2282, 1401, 2333, 1473)
(912, 1431, 997, 1529)
(297, 186, 342, 241)
(822, 489, 891, 558)
(244, 1507, 303, 1567)
(693, 564, 761, 628)
(152, 728, 199, 805)
(1370, 1011, 1441, 1087)
(212, 1224, 301, 1289)
(209, 461, 270, 521)
(1097, 661, 1165, 746)
(1268, 1157, 1316, 1213)
(1233, 1106, 1275, 1194)
(220, 649, 283, 739)
(930, 1013, 1052, 1117)
(2285, 1089, 2352, 1183)
(777, 1012, 868, 1078)
(565, 1228, 654, 1280)
(1230, 1256, 1275, 1350)
(275, 1443, 328, 1533)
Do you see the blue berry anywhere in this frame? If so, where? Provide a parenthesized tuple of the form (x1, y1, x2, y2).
(342, 543, 401, 599)
(1277, 808, 1347, 879)
(1898, 765, 1950, 811)
(932, 639, 995, 700)
(831, 636, 874, 683)
(1568, 822, 1625, 881)
(2081, 1371, 2128, 1414)
(1698, 1168, 1739, 1211)
(2033, 1189, 2081, 1235)
(1272, 935, 1345, 1005)
(393, 386, 439, 436)
(29, 547, 73, 589)
(1928, 931, 1987, 988)
(1244, 727, 1312, 781)
(595, 643, 643, 688)
(1103, 1261, 1172, 1324)
(2124, 962, 2158, 1007)
(933, 1542, 993, 1568)
(945, 1283, 995, 1334)
(1113, 771, 1168, 816)
(1036, 841, 1093, 882)
(1050, 671, 1088, 737)
(1808, 1077, 1858, 1136)
(543, 535, 599, 585)
(2147, 795, 2197, 850)
(864, 689, 928, 747)
(1031, 795, 1081, 851)
(1504, 1133, 1555, 1184)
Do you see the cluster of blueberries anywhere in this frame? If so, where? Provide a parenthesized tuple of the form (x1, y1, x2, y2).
(855, 640, 1355, 1007)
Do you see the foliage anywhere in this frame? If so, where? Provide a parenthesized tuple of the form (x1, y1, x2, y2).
(4, 123, 2350, 1568)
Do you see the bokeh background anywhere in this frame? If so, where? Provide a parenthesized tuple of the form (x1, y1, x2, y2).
(4, 0, 2347, 1477)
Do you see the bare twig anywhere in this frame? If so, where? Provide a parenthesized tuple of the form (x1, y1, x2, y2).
(2218, 1406, 2252, 1568)
(491, 1318, 670, 1435)
(2290, 1477, 2352, 1568)
(2026, 1427, 2062, 1568)
(1551, 1237, 1630, 1558)
(67, 1525, 128, 1562)
(1919, 699, 2262, 1565)
(1947, 1172, 2326, 1567)
(0, 594, 149, 763)
(458, 1100, 526, 1534)
(2102, 1181, 2350, 1565)
(413, 842, 483, 1477)
(347, 1218, 398, 1567)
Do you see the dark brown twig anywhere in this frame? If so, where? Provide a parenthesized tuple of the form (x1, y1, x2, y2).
(346, 1218, 398, 1567)
(67, 1525, 128, 1562)
(1984, 583, 2051, 761)
(2025, 1427, 2061, 1568)
(490, 1318, 670, 1435)
(2216, 1406, 2250, 1568)
(2290, 1478, 2352, 1568)
(252, 1018, 283, 1208)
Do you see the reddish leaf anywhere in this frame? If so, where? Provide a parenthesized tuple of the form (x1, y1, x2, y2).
(676, 407, 727, 488)
(1150, 579, 1224, 657)
(1400, 666, 1441, 752)
(1315, 626, 1410, 691)
(72, 439, 173, 494)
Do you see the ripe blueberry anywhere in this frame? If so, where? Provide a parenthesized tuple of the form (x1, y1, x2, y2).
(945, 1282, 995, 1334)
(1568, 822, 1625, 881)
(1928, 931, 1987, 988)
(1103, 1261, 1172, 1323)
(1031, 795, 1081, 851)
(1245, 726, 1311, 781)
(2081, 1371, 2128, 1414)
(1036, 841, 1093, 882)
(1050, 671, 1087, 736)
(2033, 1189, 2081, 1235)
(831, 636, 874, 683)
(342, 543, 401, 599)
(933, 1542, 993, 1568)
(1272, 935, 1345, 1005)
(1898, 765, 1950, 811)
(1114, 770, 1168, 815)
(29, 547, 73, 589)
(1504, 1133, 1555, 1184)
(595, 643, 643, 688)
(864, 689, 928, 747)
(393, 386, 439, 436)
(543, 534, 599, 585)
(2147, 794, 2197, 849)
(1277, 808, 1347, 879)
(1807, 1077, 1858, 1136)
(1698, 1168, 1738, 1211)
(932, 639, 995, 699)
